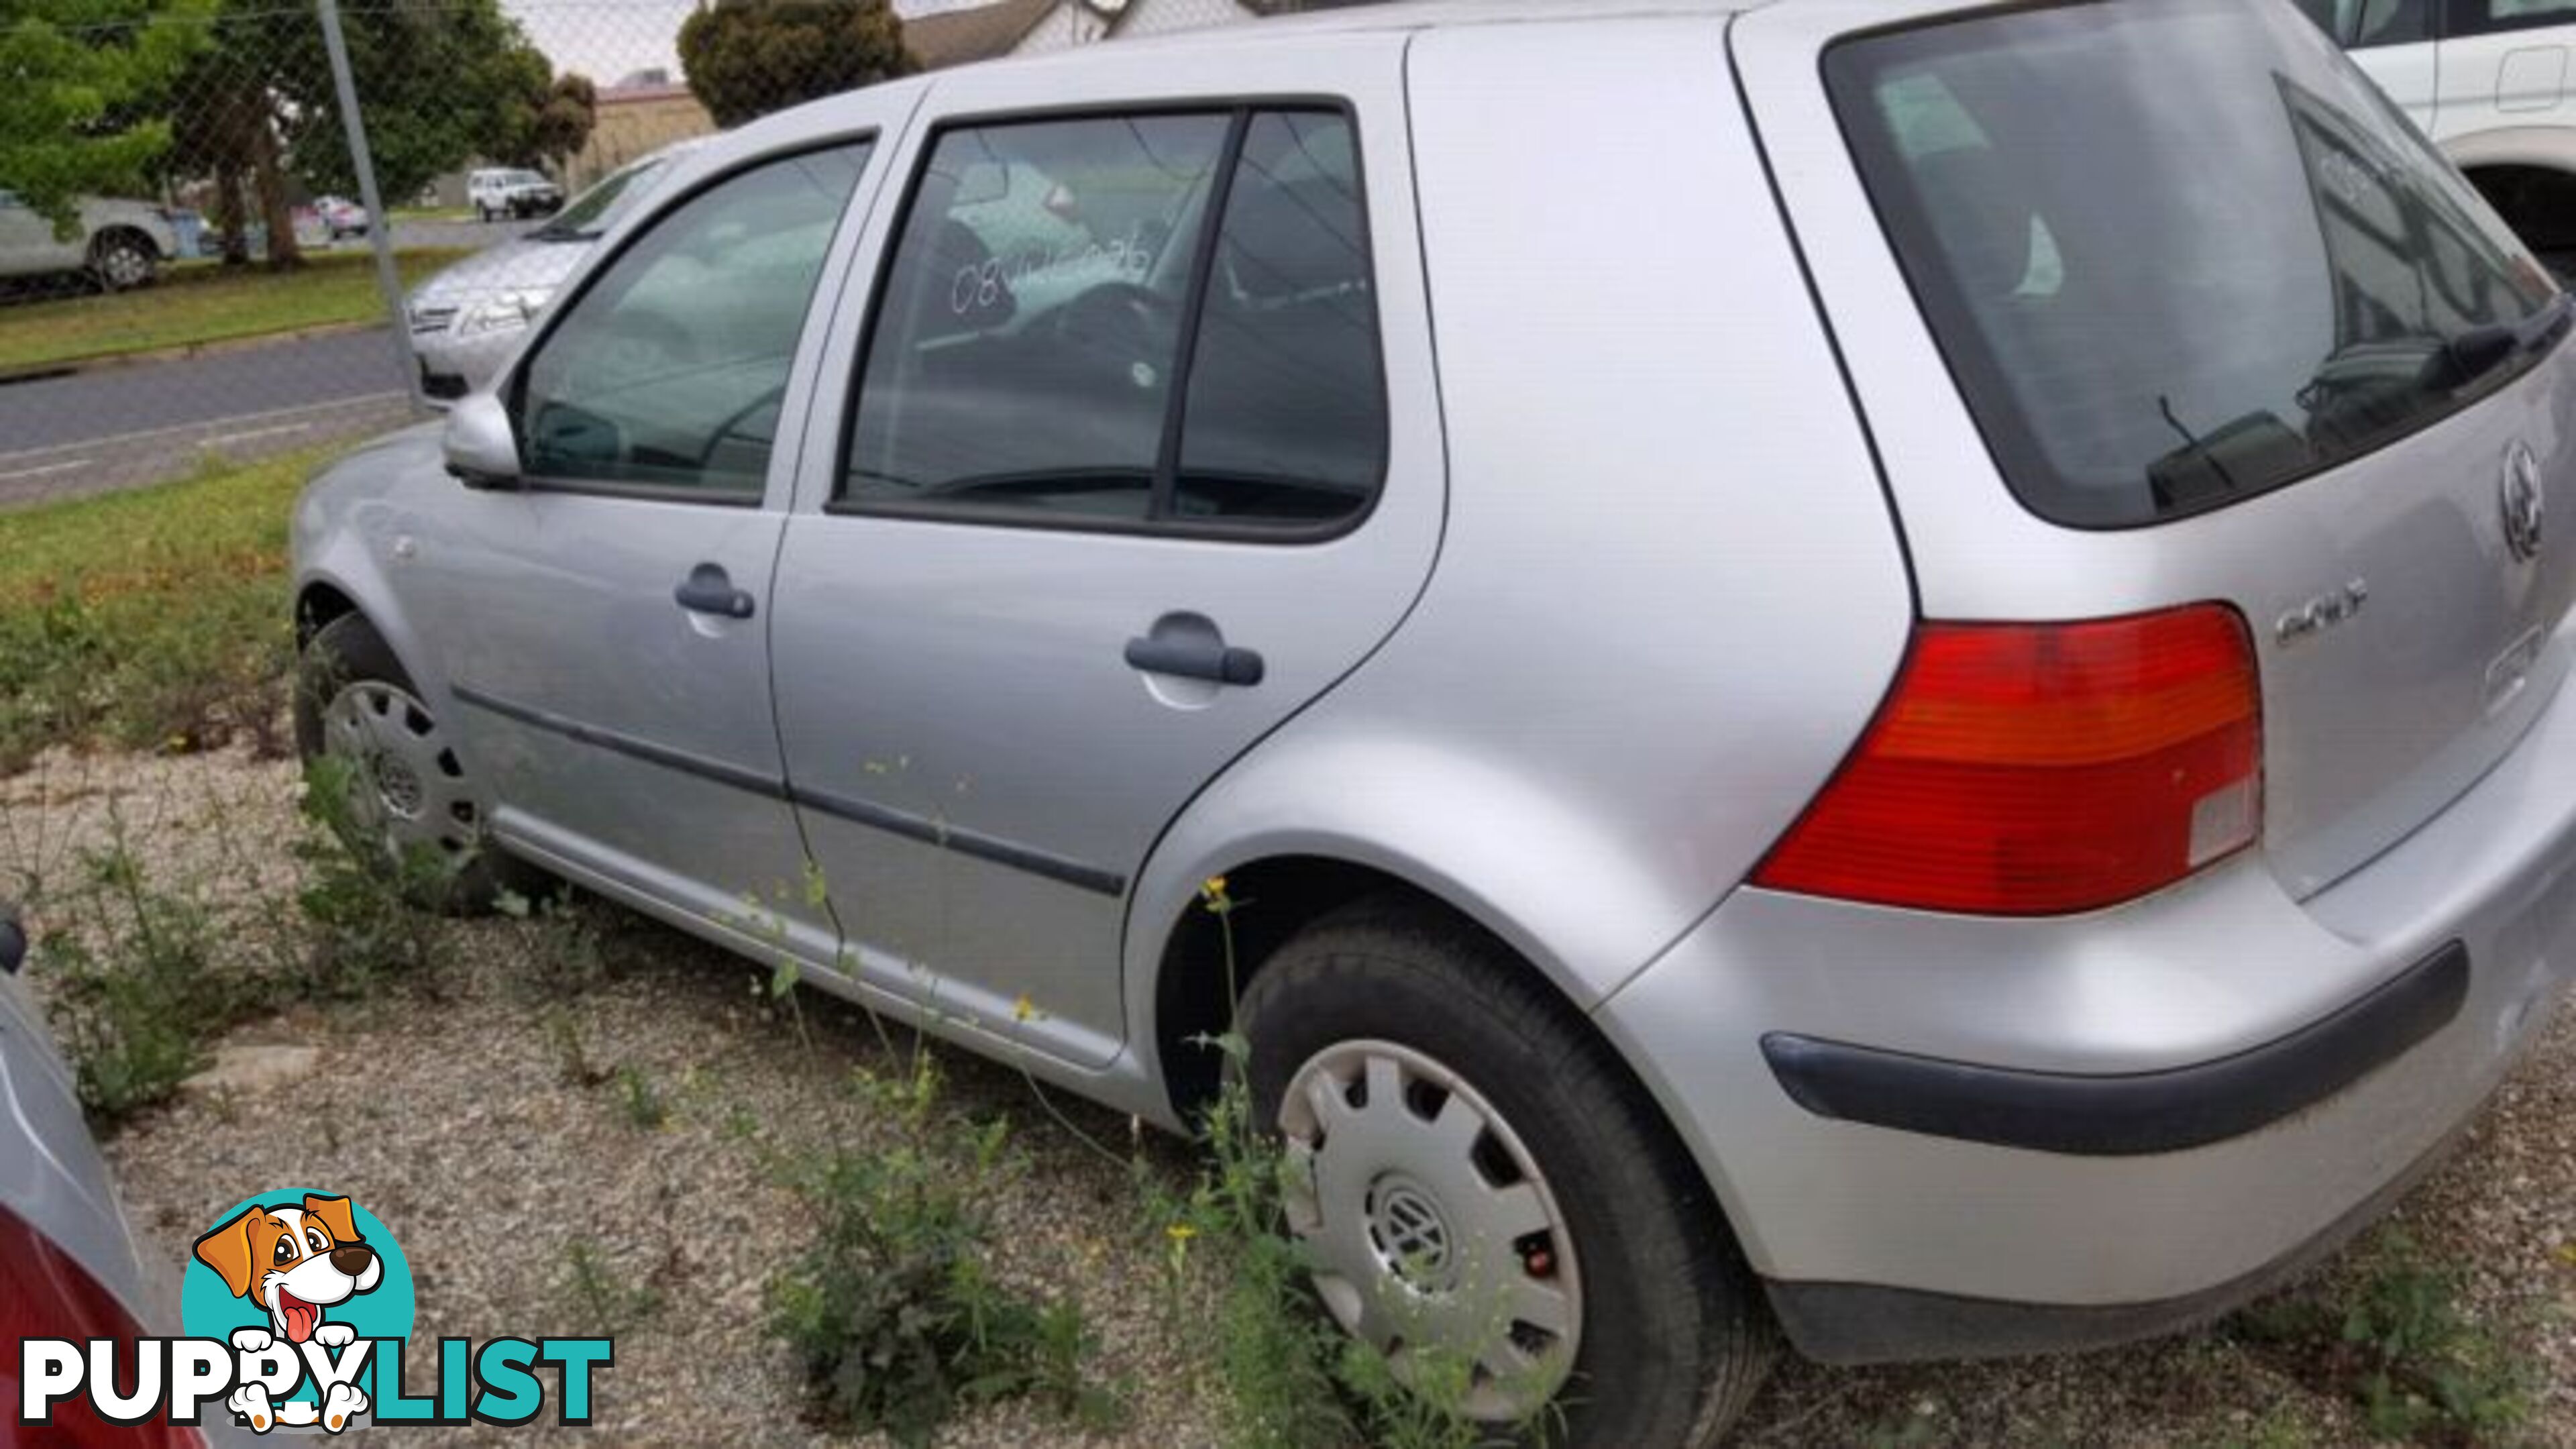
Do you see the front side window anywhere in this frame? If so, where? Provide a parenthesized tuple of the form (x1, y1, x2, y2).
(843, 107, 1385, 533)
(1829, 1, 2555, 527)
(517, 142, 871, 496)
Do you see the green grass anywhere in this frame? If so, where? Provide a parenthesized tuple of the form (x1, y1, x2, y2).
(0, 451, 313, 770)
(0, 249, 469, 373)
(390, 206, 474, 223)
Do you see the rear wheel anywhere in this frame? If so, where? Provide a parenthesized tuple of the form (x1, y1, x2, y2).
(293, 614, 540, 911)
(1240, 901, 1775, 1448)
(89, 232, 154, 292)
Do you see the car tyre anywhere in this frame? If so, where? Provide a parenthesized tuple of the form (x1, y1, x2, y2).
(293, 614, 544, 912)
(89, 232, 155, 292)
(1239, 899, 1776, 1448)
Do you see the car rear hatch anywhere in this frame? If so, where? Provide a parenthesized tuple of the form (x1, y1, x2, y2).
(1736, 0, 2576, 906)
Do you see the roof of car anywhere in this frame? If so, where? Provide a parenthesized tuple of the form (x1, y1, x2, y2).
(963, 0, 1768, 71)
(700, 0, 1774, 177)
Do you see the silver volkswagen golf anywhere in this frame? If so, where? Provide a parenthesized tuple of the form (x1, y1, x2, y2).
(290, 1, 2576, 1442)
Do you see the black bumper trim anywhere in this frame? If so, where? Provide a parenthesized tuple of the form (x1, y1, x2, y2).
(1764, 1109, 2471, 1363)
(1760, 941, 2469, 1156)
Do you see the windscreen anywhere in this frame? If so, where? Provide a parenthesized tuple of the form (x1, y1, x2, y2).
(538, 158, 671, 239)
(1827, 0, 2561, 527)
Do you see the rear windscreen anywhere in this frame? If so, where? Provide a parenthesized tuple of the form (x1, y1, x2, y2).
(1826, 0, 2561, 527)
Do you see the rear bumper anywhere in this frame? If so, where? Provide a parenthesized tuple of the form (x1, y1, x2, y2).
(1760, 941, 2468, 1157)
(1594, 648, 2576, 1360)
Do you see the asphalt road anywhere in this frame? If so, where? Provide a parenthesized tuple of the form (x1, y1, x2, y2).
(0, 328, 419, 508)
(0, 221, 532, 509)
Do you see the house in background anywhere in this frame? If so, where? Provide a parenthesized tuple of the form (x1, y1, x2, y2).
(562, 70, 718, 191)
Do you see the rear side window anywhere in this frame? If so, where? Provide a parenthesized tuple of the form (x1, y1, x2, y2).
(2294, 0, 2434, 47)
(842, 106, 1385, 535)
(2448, 0, 2576, 38)
(1829, 1, 2558, 527)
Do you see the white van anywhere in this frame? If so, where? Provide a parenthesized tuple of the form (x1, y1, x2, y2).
(2302, 0, 2576, 266)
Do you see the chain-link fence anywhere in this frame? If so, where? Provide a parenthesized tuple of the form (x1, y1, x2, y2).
(0, 0, 1333, 508)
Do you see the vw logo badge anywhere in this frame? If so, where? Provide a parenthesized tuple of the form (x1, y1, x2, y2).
(2503, 442, 2546, 564)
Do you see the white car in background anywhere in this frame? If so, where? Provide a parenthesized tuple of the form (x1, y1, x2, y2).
(0, 190, 177, 292)
(409, 143, 704, 404)
(2300, 0, 2576, 268)
(467, 168, 564, 222)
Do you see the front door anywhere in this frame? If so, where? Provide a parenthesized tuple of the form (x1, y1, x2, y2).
(769, 44, 1440, 1067)
(421, 139, 877, 951)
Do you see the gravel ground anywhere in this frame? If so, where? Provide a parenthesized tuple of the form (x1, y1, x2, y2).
(7, 742, 2572, 1448)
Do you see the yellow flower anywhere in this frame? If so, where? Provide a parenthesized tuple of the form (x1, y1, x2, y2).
(1012, 994, 1035, 1023)
(1203, 875, 1229, 896)
(1166, 1222, 1197, 1242)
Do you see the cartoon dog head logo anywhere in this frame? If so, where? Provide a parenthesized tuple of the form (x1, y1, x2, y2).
(192, 1193, 383, 1346)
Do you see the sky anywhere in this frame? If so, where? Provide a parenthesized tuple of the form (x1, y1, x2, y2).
(506, 0, 995, 89)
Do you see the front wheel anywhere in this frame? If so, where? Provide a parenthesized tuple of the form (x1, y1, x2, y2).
(1240, 902, 1775, 1447)
(292, 615, 539, 911)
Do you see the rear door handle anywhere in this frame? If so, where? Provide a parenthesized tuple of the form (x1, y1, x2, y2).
(674, 562, 756, 620)
(1124, 633, 1264, 686)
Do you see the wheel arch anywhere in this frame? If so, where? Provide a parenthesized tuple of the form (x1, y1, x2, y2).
(291, 552, 450, 711)
(87, 223, 161, 261)
(1140, 846, 1760, 1305)
(2444, 131, 2576, 250)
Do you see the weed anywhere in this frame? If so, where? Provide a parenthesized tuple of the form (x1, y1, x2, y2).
(31, 763, 454, 1127)
(497, 885, 619, 1002)
(1858, 1403, 1944, 1449)
(543, 1008, 610, 1089)
(2231, 1229, 2532, 1446)
(612, 1063, 667, 1130)
(38, 842, 232, 1124)
(1148, 876, 1501, 1449)
(561, 1240, 662, 1338)
(764, 1057, 1113, 1446)
(290, 757, 449, 999)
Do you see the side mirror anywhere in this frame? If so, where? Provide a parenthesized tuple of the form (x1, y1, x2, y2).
(443, 392, 522, 490)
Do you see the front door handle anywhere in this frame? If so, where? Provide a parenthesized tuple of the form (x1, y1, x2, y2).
(674, 562, 756, 620)
(1125, 631, 1264, 686)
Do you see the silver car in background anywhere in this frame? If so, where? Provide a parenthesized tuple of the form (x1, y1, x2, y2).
(406, 143, 704, 404)
(291, 2, 2576, 1443)
(0, 190, 178, 292)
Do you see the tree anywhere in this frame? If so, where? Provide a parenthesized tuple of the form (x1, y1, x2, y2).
(501, 70, 598, 174)
(0, 0, 212, 235)
(166, 0, 572, 268)
(679, 0, 916, 130)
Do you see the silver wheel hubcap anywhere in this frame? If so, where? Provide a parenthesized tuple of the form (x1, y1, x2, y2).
(1279, 1039, 1582, 1421)
(319, 680, 480, 865)
(102, 247, 146, 286)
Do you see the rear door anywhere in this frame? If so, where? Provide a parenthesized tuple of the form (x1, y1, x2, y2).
(768, 36, 1440, 1068)
(1737, 0, 2576, 902)
(2432, 0, 2576, 140)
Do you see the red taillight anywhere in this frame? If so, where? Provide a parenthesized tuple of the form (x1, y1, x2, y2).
(0, 1204, 204, 1448)
(1752, 606, 2261, 915)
